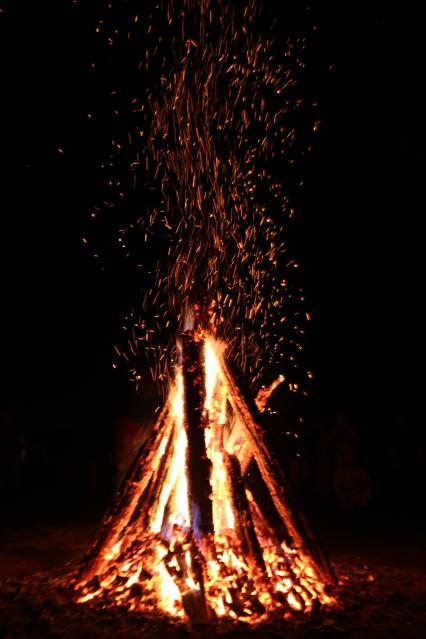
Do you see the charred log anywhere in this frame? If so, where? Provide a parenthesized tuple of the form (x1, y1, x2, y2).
(219, 352, 336, 587)
(182, 329, 214, 546)
(244, 457, 293, 547)
(224, 452, 266, 576)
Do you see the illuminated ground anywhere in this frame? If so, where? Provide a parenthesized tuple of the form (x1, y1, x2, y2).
(0, 516, 424, 638)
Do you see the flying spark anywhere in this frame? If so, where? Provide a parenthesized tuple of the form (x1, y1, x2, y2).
(84, 0, 319, 396)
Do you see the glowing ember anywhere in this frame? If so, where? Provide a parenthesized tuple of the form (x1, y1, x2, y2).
(76, 325, 335, 624)
(86, 0, 316, 400)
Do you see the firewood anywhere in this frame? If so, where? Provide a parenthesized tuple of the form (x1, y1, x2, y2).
(223, 452, 266, 576)
(182, 329, 214, 545)
(78, 406, 172, 581)
(76, 327, 337, 623)
(218, 351, 336, 587)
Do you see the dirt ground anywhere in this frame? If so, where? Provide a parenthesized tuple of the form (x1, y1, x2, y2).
(0, 518, 425, 639)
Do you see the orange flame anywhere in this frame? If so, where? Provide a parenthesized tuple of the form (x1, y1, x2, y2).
(76, 332, 335, 623)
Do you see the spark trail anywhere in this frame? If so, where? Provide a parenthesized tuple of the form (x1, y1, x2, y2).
(85, 0, 319, 394)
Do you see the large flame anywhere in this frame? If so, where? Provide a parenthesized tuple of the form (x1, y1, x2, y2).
(76, 332, 334, 622)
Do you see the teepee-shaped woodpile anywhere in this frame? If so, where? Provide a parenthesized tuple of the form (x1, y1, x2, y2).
(76, 311, 335, 624)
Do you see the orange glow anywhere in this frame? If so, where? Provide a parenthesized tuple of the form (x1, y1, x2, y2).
(76, 331, 335, 623)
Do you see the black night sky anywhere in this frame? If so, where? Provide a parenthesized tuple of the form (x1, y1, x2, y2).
(0, 1, 424, 521)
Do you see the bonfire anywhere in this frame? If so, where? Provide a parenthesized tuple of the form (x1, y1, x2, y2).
(76, 303, 335, 624)
(73, 0, 339, 624)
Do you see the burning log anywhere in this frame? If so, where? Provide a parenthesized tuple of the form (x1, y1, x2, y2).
(244, 458, 293, 548)
(138, 428, 176, 530)
(182, 329, 214, 547)
(164, 540, 209, 624)
(76, 328, 337, 623)
(181, 327, 214, 622)
(223, 452, 266, 577)
(78, 405, 172, 582)
(218, 351, 336, 588)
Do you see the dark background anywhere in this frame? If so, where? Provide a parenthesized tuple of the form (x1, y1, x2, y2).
(0, 1, 424, 524)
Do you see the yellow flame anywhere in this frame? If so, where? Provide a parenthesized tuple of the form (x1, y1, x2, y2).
(104, 540, 122, 561)
(76, 333, 335, 623)
(204, 337, 221, 412)
(287, 591, 303, 611)
(225, 499, 234, 529)
(126, 568, 142, 587)
(157, 561, 183, 616)
(151, 374, 189, 533)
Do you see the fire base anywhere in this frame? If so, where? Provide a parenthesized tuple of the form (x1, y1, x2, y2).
(76, 328, 336, 624)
